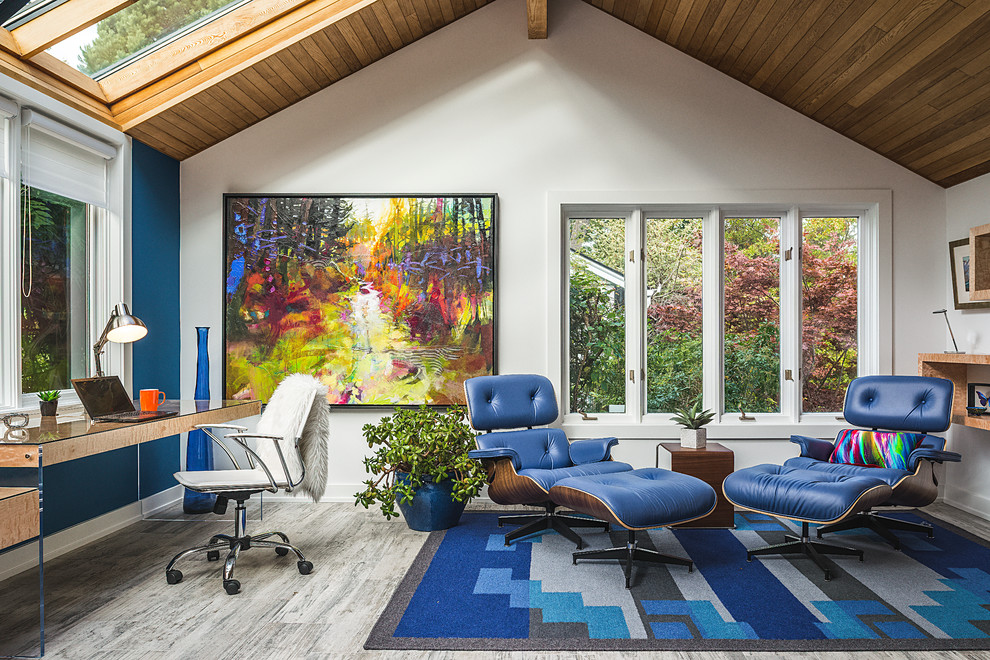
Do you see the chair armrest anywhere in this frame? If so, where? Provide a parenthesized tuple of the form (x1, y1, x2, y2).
(790, 435, 834, 461)
(192, 423, 248, 433)
(568, 437, 618, 465)
(908, 447, 961, 470)
(468, 447, 521, 470)
(193, 425, 251, 470)
(223, 433, 292, 493)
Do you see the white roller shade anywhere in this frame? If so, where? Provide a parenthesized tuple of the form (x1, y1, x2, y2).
(0, 96, 16, 179)
(21, 109, 116, 208)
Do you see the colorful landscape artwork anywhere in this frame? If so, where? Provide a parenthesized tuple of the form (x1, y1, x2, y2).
(223, 195, 497, 405)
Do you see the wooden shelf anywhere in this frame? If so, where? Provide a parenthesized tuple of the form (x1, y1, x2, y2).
(919, 353, 990, 430)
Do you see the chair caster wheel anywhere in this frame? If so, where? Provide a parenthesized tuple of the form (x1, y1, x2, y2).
(276, 547, 289, 557)
(297, 560, 313, 575)
(165, 569, 182, 584)
(207, 550, 220, 561)
(223, 579, 240, 595)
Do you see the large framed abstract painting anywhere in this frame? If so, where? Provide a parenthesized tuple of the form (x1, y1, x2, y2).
(223, 194, 497, 405)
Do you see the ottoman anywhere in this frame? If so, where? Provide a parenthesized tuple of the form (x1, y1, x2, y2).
(549, 468, 717, 588)
(723, 464, 893, 580)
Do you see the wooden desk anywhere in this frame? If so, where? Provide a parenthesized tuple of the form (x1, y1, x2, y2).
(658, 442, 735, 528)
(0, 398, 260, 658)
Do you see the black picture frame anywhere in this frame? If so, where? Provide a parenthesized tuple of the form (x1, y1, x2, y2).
(222, 193, 498, 406)
(967, 382, 990, 408)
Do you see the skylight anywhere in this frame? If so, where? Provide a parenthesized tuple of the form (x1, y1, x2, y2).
(44, 0, 250, 79)
(2, 0, 62, 28)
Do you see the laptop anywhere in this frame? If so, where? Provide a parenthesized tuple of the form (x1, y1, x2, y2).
(72, 376, 178, 423)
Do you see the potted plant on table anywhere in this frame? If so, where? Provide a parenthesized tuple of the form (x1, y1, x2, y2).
(38, 390, 60, 417)
(671, 400, 715, 449)
(355, 405, 486, 531)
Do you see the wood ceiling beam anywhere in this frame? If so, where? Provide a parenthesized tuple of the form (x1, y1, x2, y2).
(28, 51, 109, 101)
(99, 0, 313, 103)
(528, 0, 547, 38)
(10, 0, 135, 59)
(0, 27, 22, 56)
(0, 49, 117, 128)
(111, 0, 377, 130)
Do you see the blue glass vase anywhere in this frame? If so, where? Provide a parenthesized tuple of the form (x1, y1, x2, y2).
(183, 326, 216, 514)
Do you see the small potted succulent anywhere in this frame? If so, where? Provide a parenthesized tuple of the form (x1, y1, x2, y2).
(37, 390, 60, 417)
(355, 405, 487, 531)
(671, 400, 715, 449)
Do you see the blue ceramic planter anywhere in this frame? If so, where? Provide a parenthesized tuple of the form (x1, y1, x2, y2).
(395, 473, 467, 532)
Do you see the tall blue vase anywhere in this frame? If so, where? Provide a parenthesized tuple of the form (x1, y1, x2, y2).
(183, 326, 216, 514)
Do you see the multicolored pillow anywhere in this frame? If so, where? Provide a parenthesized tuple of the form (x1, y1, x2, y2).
(828, 429, 925, 470)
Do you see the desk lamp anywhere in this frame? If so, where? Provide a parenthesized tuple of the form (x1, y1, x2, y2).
(933, 308, 964, 354)
(93, 303, 147, 376)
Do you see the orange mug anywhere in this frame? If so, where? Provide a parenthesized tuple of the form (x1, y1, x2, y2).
(140, 389, 165, 412)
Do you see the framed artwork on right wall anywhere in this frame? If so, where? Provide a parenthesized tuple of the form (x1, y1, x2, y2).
(949, 238, 990, 309)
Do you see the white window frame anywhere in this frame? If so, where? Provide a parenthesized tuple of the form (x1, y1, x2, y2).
(0, 75, 131, 413)
(548, 190, 891, 440)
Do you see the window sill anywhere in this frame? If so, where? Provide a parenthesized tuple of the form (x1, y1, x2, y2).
(561, 418, 846, 441)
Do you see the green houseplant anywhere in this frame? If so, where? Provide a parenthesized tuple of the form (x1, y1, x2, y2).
(670, 400, 714, 448)
(37, 390, 60, 417)
(355, 405, 486, 531)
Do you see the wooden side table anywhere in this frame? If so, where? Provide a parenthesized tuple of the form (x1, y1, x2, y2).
(658, 442, 735, 528)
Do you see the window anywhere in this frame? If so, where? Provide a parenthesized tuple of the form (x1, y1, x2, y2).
(20, 187, 93, 392)
(0, 99, 123, 411)
(556, 194, 885, 430)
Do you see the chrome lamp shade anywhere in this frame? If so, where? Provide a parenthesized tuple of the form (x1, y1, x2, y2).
(93, 303, 147, 377)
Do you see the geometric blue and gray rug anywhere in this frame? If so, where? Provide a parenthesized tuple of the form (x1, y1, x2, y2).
(366, 510, 990, 650)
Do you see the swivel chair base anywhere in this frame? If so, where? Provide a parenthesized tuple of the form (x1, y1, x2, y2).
(815, 511, 933, 550)
(498, 503, 610, 549)
(164, 496, 313, 595)
(748, 521, 862, 581)
(573, 530, 693, 589)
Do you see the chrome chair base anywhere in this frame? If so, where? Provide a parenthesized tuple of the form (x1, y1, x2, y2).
(164, 498, 312, 595)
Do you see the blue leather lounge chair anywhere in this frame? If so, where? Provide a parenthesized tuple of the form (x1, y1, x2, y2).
(464, 374, 633, 548)
(787, 375, 961, 548)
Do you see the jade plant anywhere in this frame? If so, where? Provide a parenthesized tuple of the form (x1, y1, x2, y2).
(670, 400, 715, 429)
(355, 405, 487, 520)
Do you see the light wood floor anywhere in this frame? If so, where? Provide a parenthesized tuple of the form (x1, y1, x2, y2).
(2, 500, 990, 659)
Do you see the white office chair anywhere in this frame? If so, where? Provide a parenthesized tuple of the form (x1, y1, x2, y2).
(165, 374, 330, 595)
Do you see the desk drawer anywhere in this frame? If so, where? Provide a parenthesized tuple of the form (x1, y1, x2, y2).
(0, 487, 40, 549)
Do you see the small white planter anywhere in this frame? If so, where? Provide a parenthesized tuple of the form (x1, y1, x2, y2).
(680, 428, 707, 449)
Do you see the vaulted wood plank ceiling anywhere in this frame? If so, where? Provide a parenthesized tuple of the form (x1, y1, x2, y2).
(1, 0, 989, 187)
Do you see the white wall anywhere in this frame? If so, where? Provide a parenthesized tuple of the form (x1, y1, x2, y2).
(180, 0, 947, 500)
(943, 174, 990, 518)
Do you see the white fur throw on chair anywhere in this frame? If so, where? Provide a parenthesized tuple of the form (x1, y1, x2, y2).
(253, 374, 330, 502)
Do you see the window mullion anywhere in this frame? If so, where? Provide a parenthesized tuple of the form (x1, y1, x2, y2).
(780, 207, 801, 421)
(702, 207, 723, 419)
(626, 209, 643, 421)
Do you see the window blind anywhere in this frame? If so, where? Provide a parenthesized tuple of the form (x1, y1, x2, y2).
(21, 109, 116, 208)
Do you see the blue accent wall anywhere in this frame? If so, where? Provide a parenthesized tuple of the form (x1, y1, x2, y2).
(131, 140, 181, 499)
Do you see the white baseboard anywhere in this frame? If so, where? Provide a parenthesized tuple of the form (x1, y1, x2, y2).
(942, 486, 990, 523)
(263, 484, 494, 504)
(0, 488, 183, 582)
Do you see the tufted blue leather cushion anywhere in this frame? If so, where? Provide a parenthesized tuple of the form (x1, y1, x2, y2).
(475, 428, 572, 471)
(550, 468, 716, 529)
(843, 375, 952, 433)
(520, 460, 633, 492)
(783, 456, 909, 487)
(465, 374, 558, 431)
(723, 464, 891, 523)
